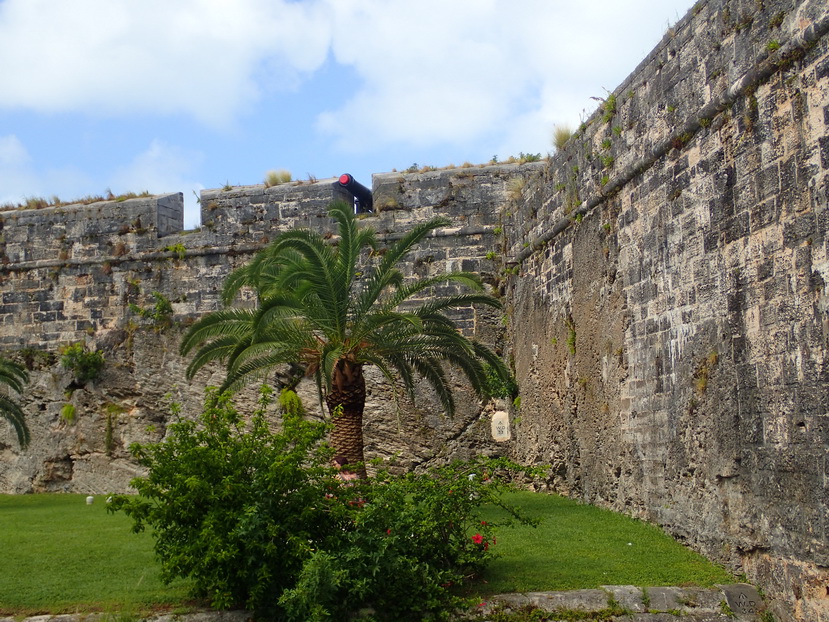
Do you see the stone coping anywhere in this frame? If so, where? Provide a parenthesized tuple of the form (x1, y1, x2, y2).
(481, 584, 762, 620)
(1, 584, 763, 622)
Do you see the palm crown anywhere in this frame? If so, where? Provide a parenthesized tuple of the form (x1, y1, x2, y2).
(181, 201, 510, 475)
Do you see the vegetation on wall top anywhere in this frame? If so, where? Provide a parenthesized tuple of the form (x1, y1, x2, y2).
(0, 190, 153, 213)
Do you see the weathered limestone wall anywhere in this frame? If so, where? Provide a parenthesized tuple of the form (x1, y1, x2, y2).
(0, 0, 828, 618)
(0, 167, 527, 494)
(501, 0, 829, 620)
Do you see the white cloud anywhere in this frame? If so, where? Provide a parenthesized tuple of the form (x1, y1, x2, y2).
(110, 139, 205, 228)
(315, 0, 692, 152)
(0, 0, 692, 143)
(0, 0, 695, 190)
(0, 135, 203, 227)
(0, 134, 30, 167)
(0, 135, 31, 204)
(0, 135, 41, 204)
(0, 0, 332, 126)
(0, 134, 96, 205)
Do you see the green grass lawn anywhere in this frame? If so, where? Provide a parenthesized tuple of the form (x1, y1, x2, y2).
(475, 491, 733, 595)
(0, 494, 193, 615)
(0, 491, 733, 615)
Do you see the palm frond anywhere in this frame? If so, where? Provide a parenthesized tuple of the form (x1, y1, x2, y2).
(221, 246, 301, 305)
(329, 201, 376, 297)
(411, 292, 502, 319)
(364, 350, 417, 403)
(267, 231, 348, 337)
(377, 216, 451, 276)
(179, 200, 508, 420)
(185, 335, 252, 381)
(0, 359, 29, 394)
(355, 216, 450, 316)
(223, 342, 308, 392)
(180, 308, 257, 356)
(320, 343, 346, 392)
(348, 310, 423, 347)
(0, 359, 29, 448)
(0, 394, 30, 448)
(410, 357, 455, 415)
(381, 272, 486, 312)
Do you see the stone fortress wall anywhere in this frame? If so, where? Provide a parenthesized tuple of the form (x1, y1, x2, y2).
(0, 165, 523, 495)
(498, 0, 829, 619)
(0, 0, 827, 619)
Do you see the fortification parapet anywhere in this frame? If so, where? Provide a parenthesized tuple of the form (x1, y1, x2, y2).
(198, 178, 341, 243)
(0, 193, 184, 266)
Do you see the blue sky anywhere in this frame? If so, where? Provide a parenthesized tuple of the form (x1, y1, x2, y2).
(0, 0, 693, 229)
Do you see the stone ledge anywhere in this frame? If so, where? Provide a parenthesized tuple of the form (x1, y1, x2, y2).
(481, 583, 763, 621)
(0, 611, 252, 622)
(0, 585, 766, 622)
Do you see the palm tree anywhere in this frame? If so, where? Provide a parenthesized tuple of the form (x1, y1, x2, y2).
(181, 201, 511, 476)
(0, 357, 30, 448)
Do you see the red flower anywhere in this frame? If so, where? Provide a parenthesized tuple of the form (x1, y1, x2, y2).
(472, 533, 484, 545)
(386, 528, 392, 535)
(480, 521, 487, 526)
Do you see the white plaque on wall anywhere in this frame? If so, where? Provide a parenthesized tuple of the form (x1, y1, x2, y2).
(491, 411, 511, 442)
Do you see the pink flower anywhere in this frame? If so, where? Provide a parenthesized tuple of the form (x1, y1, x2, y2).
(472, 533, 484, 545)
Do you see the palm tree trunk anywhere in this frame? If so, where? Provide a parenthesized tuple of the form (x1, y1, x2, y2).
(326, 361, 367, 478)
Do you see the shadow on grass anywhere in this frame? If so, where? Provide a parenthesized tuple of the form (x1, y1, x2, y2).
(471, 490, 733, 596)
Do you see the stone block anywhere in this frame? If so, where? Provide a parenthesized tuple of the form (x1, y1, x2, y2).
(718, 583, 762, 618)
(600, 585, 647, 612)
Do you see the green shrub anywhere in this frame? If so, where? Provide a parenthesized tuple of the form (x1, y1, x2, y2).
(284, 460, 527, 621)
(602, 93, 617, 123)
(517, 152, 542, 163)
(552, 125, 573, 150)
(565, 318, 577, 355)
(485, 363, 518, 399)
(110, 388, 339, 614)
(265, 169, 292, 187)
(129, 291, 173, 329)
(60, 403, 76, 423)
(164, 243, 186, 260)
(111, 387, 533, 620)
(60, 343, 105, 384)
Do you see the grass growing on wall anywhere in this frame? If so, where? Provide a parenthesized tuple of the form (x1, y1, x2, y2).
(0, 491, 733, 615)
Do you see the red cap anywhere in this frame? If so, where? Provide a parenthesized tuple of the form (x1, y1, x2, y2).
(339, 174, 352, 185)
